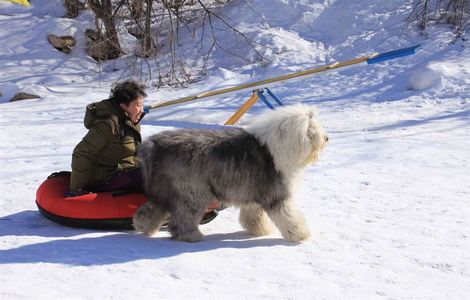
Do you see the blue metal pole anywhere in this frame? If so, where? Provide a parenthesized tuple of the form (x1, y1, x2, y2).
(265, 88, 284, 106)
(256, 90, 275, 110)
(367, 44, 420, 65)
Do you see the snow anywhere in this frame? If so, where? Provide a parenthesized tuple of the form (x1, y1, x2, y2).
(1, 0, 469, 299)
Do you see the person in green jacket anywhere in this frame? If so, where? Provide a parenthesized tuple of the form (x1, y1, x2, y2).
(69, 80, 147, 193)
(68, 80, 223, 223)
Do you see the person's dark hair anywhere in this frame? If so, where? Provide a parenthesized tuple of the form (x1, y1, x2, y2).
(110, 80, 147, 105)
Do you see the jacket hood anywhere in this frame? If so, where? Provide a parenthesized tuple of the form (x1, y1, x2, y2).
(84, 99, 125, 129)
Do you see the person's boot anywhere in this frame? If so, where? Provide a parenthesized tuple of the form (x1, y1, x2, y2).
(199, 209, 219, 225)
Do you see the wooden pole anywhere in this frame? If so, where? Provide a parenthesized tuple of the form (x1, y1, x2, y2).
(145, 55, 375, 112)
(144, 45, 420, 112)
(224, 91, 260, 125)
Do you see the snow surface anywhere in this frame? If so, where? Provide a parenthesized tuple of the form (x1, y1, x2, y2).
(1, 0, 469, 299)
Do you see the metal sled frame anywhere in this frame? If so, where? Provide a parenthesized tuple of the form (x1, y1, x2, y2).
(143, 45, 420, 125)
(224, 88, 284, 125)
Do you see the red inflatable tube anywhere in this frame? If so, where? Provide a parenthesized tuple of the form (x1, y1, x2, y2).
(36, 172, 148, 229)
(36, 172, 222, 230)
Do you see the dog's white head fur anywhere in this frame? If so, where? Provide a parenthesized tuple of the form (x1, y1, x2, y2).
(246, 104, 328, 177)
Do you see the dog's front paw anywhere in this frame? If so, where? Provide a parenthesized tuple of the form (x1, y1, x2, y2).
(282, 226, 311, 242)
(171, 229, 204, 243)
(245, 223, 273, 236)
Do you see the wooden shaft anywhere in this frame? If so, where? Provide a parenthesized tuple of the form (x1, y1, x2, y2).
(224, 92, 260, 125)
(146, 54, 377, 111)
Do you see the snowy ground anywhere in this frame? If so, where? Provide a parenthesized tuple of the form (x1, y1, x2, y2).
(1, 0, 469, 299)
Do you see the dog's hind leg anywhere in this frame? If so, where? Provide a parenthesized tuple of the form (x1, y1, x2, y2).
(168, 213, 204, 243)
(239, 204, 273, 236)
(133, 201, 169, 236)
(168, 198, 206, 243)
(266, 200, 310, 242)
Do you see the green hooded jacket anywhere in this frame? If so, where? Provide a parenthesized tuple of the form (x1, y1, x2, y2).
(69, 99, 143, 191)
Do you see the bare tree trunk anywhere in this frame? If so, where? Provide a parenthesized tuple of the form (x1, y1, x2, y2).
(88, 0, 122, 59)
(130, 0, 143, 20)
(421, 0, 429, 30)
(64, 0, 85, 18)
(142, 0, 155, 56)
(443, 0, 470, 37)
(407, 0, 469, 39)
(86, 0, 264, 85)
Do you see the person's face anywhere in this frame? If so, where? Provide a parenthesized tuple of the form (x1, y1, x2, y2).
(121, 96, 145, 124)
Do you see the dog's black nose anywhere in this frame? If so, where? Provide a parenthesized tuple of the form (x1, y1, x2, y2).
(325, 135, 329, 142)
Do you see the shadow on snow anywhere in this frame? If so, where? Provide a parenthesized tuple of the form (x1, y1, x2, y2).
(0, 210, 296, 266)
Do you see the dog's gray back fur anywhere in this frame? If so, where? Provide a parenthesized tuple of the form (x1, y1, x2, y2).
(139, 127, 289, 212)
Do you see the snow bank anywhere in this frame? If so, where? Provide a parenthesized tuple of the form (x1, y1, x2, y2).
(409, 65, 442, 90)
(410, 54, 470, 92)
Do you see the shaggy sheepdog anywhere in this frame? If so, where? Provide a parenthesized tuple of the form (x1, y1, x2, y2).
(133, 104, 328, 242)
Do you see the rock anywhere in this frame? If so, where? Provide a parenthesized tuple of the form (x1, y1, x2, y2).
(85, 29, 121, 61)
(10, 92, 40, 102)
(85, 29, 100, 41)
(48, 34, 76, 54)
